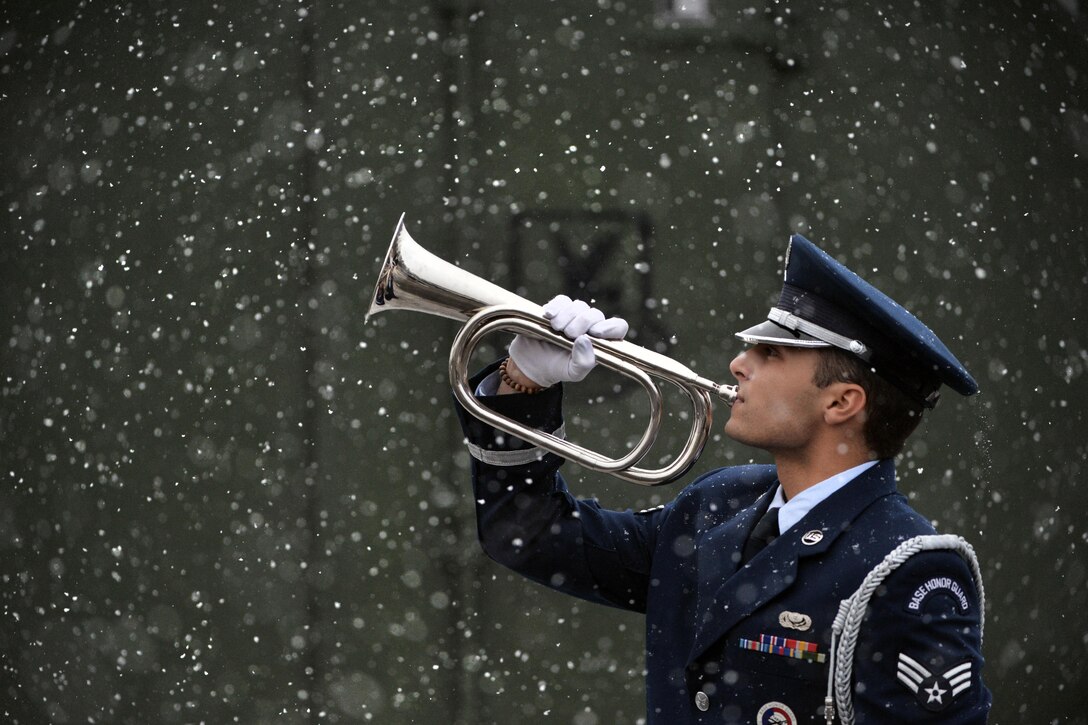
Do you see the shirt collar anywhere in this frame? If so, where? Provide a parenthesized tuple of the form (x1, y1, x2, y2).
(768, 460, 880, 534)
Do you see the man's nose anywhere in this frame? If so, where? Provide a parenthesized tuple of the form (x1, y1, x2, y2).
(729, 351, 749, 381)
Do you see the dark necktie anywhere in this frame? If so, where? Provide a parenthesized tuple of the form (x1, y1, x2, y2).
(741, 505, 780, 565)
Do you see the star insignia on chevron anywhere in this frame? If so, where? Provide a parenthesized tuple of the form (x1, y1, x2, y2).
(896, 652, 973, 712)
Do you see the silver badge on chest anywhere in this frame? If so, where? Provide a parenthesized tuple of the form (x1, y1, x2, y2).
(778, 610, 813, 631)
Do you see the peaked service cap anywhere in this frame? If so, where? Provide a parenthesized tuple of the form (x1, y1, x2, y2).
(736, 234, 979, 408)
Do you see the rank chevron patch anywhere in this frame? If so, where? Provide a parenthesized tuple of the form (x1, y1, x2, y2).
(896, 653, 973, 712)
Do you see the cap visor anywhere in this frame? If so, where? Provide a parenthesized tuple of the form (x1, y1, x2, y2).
(735, 319, 831, 348)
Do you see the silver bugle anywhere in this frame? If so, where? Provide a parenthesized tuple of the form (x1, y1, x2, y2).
(367, 213, 737, 486)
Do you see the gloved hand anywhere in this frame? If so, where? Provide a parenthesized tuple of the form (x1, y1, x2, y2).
(508, 295, 629, 388)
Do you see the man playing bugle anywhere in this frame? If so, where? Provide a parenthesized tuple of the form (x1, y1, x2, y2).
(454, 234, 991, 724)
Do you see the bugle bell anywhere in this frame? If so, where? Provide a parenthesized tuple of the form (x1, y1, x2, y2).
(366, 213, 737, 486)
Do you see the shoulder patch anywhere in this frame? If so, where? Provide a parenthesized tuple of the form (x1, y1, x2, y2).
(905, 575, 971, 615)
(897, 653, 974, 711)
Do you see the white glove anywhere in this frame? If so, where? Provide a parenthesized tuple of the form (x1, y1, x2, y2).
(508, 295, 629, 388)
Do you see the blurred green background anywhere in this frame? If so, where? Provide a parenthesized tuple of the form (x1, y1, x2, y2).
(2, 1, 1086, 723)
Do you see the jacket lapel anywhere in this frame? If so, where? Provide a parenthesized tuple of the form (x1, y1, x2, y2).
(687, 460, 899, 665)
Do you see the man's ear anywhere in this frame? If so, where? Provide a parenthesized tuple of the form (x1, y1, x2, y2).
(824, 383, 867, 425)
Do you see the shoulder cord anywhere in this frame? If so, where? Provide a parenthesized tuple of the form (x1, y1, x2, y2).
(823, 534, 986, 725)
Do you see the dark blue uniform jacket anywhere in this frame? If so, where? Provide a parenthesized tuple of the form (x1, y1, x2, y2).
(457, 362, 991, 724)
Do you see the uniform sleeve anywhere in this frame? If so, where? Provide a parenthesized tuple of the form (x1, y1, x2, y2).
(851, 549, 992, 723)
(453, 359, 663, 613)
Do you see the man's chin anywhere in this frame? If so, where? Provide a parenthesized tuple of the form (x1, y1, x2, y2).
(723, 420, 773, 451)
(722, 422, 752, 447)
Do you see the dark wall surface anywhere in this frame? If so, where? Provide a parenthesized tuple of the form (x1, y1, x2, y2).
(2, 1, 1086, 723)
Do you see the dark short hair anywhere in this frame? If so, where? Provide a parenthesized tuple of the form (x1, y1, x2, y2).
(812, 348, 925, 459)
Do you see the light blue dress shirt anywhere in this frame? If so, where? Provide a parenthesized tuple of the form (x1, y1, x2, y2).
(767, 460, 879, 533)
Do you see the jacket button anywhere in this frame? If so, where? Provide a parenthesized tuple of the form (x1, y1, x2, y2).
(694, 691, 710, 711)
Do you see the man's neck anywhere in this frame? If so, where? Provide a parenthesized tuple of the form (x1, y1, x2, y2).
(773, 450, 872, 501)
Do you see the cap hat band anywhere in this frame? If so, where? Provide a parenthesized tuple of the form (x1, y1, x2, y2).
(767, 308, 870, 360)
